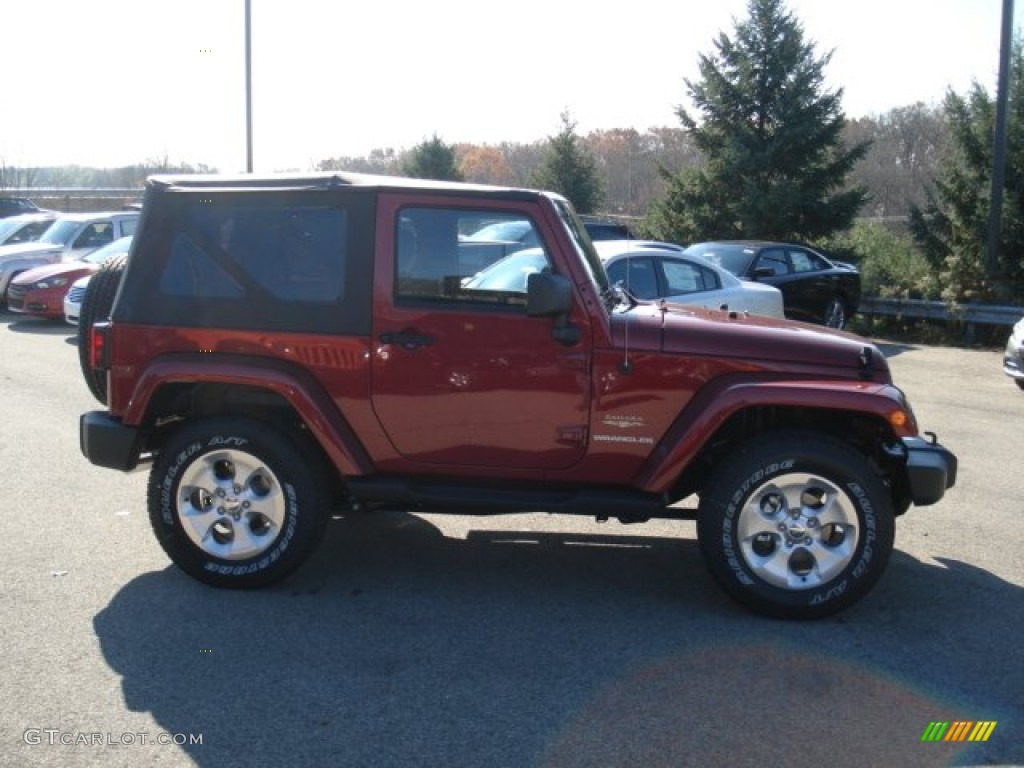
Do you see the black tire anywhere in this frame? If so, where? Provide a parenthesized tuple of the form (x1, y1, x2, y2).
(1016, 380, 1024, 392)
(697, 430, 895, 619)
(77, 254, 126, 404)
(823, 296, 848, 329)
(147, 417, 329, 588)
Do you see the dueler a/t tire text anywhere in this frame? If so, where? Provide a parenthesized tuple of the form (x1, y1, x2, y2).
(696, 430, 895, 619)
(147, 417, 329, 588)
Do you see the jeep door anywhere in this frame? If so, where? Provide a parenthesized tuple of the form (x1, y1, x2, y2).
(370, 194, 591, 471)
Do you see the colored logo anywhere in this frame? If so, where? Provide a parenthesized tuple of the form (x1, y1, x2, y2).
(921, 721, 997, 742)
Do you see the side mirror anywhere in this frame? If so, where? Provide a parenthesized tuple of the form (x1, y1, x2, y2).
(526, 272, 573, 317)
(526, 272, 580, 346)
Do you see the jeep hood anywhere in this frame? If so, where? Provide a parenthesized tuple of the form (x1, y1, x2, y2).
(611, 303, 889, 378)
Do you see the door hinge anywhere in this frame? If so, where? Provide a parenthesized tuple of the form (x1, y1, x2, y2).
(556, 425, 588, 447)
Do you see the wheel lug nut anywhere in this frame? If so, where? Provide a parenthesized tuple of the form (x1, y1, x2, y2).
(233, 484, 242, 493)
(804, 537, 812, 546)
(216, 488, 226, 498)
(777, 523, 787, 532)
(217, 506, 225, 515)
(242, 501, 251, 509)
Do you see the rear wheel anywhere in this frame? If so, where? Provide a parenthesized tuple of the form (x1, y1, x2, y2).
(147, 417, 329, 588)
(76, 254, 126, 404)
(697, 431, 894, 619)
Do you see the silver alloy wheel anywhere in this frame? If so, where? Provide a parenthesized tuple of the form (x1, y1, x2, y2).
(736, 472, 860, 590)
(176, 448, 286, 560)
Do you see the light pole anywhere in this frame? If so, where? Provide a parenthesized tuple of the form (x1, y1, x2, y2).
(245, 0, 253, 172)
(986, 0, 1015, 281)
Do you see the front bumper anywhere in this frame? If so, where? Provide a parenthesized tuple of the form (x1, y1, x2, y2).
(80, 411, 148, 472)
(903, 435, 957, 506)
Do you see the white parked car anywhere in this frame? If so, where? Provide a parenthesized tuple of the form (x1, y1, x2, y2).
(461, 239, 785, 319)
(1004, 315, 1024, 391)
(0, 211, 138, 303)
(63, 273, 93, 326)
(594, 240, 786, 318)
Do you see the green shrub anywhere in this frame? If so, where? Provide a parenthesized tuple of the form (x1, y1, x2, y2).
(824, 222, 935, 299)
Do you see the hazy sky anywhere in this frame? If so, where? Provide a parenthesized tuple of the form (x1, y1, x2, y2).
(3, 0, 1018, 173)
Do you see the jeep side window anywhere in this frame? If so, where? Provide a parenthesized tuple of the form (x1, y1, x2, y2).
(160, 233, 245, 298)
(157, 203, 346, 303)
(395, 207, 550, 307)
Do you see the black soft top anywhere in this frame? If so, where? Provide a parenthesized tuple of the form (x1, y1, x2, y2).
(147, 172, 548, 202)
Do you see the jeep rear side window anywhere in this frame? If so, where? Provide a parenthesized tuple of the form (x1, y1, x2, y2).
(158, 204, 347, 303)
(396, 207, 550, 307)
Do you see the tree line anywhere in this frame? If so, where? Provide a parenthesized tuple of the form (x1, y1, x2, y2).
(312, 106, 949, 224)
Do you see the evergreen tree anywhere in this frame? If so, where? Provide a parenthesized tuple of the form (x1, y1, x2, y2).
(530, 111, 604, 214)
(647, 0, 868, 243)
(909, 41, 1024, 303)
(402, 135, 464, 181)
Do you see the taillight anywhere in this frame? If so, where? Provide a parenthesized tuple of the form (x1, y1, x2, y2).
(90, 321, 112, 370)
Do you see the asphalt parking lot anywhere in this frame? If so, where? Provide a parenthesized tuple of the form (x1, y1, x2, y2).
(0, 313, 1021, 768)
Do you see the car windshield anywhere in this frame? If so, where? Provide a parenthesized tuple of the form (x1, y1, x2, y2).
(465, 220, 533, 242)
(38, 219, 81, 247)
(82, 236, 132, 264)
(0, 219, 21, 239)
(685, 243, 755, 276)
(462, 249, 548, 292)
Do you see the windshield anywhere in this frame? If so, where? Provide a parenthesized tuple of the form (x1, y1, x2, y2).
(0, 219, 19, 239)
(684, 243, 754, 276)
(465, 220, 535, 243)
(39, 219, 81, 247)
(552, 197, 609, 295)
(83, 235, 132, 264)
(462, 248, 548, 292)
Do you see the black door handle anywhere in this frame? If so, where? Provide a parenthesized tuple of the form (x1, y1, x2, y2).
(379, 331, 434, 350)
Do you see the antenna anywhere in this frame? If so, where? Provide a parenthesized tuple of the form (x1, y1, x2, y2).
(620, 244, 634, 374)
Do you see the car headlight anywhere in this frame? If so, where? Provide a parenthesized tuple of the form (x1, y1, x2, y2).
(35, 277, 70, 289)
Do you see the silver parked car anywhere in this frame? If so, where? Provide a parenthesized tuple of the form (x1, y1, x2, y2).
(594, 240, 786, 318)
(0, 211, 138, 303)
(1004, 315, 1024, 391)
(0, 212, 59, 246)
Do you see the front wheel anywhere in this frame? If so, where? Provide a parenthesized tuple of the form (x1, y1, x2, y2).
(697, 431, 895, 619)
(147, 417, 329, 588)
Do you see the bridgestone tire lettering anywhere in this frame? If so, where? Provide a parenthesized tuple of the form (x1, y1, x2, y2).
(147, 417, 328, 588)
(697, 430, 895, 620)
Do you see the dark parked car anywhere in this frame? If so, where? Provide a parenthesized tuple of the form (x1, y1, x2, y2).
(684, 241, 861, 329)
(581, 215, 636, 241)
(1004, 315, 1024, 391)
(0, 197, 46, 219)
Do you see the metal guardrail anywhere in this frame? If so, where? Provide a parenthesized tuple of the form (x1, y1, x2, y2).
(859, 297, 1022, 327)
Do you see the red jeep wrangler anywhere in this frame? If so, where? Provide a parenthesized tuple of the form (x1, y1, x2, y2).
(79, 173, 956, 618)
